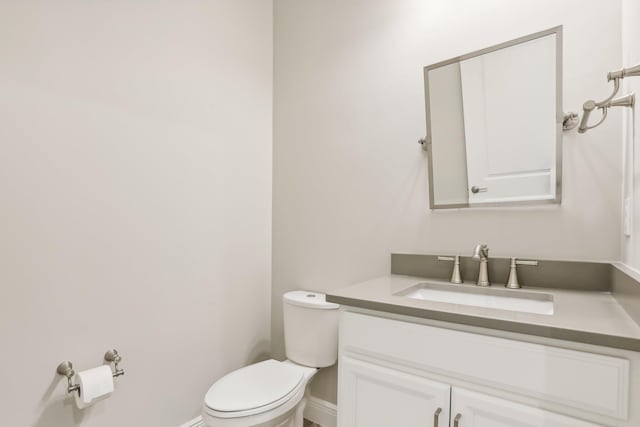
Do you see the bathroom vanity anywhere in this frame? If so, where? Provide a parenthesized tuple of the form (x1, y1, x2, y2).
(327, 272, 640, 427)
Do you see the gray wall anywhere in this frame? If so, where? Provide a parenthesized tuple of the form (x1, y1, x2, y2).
(621, 0, 640, 269)
(273, 0, 623, 403)
(0, 1, 273, 426)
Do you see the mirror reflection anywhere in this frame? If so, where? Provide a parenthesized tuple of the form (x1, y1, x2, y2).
(424, 27, 562, 208)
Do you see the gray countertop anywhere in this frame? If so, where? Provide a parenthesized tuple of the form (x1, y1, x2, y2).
(326, 275, 640, 352)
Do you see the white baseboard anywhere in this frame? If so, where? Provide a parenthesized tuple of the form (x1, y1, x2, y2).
(181, 396, 337, 427)
(179, 416, 205, 427)
(304, 396, 337, 427)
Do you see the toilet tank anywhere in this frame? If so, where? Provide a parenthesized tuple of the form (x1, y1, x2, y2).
(283, 291, 340, 368)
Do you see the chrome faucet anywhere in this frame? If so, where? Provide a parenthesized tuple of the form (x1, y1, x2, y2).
(472, 244, 490, 286)
(437, 255, 463, 284)
(506, 257, 539, 289)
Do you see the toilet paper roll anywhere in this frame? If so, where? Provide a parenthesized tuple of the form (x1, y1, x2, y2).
(74, 365, 114, 409)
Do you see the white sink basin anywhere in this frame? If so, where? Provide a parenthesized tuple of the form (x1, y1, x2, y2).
(395, 282, 554, 315)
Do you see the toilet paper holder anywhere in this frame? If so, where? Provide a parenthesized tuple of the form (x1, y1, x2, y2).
(56, 349, 125, 395)
(56, 361, 81, 396)
(104, 349, 125, 378)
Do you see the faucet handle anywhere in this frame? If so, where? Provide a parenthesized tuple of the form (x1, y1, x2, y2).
(437, 255, 463, 284)
(506, 258, 538, 289)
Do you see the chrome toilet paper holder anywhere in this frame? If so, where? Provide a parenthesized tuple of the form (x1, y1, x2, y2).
(56, 349, 125, 395)
(104, 349, 125, 378)
(56, 361, 81, 396)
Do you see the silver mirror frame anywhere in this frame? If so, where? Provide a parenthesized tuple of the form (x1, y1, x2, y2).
(423, 26, 563, 209)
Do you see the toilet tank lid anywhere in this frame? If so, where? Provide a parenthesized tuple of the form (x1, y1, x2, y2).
(283, 291, 339, 310)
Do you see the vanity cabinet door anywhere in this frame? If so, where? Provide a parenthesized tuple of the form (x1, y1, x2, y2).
(450, 388, 601, 427)
(337, 356, 450, 427)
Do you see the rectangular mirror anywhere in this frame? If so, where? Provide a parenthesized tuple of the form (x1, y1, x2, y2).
(423, 26, 562, 209)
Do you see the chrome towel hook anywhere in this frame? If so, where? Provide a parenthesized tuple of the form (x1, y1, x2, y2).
(578, 64, 640, 133)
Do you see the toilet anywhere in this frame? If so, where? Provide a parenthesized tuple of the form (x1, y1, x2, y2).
(202, 291, 340, 427)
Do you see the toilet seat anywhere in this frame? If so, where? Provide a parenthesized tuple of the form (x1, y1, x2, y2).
(204, 360, 311, 419)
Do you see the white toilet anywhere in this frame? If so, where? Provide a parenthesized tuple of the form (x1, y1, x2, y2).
(202, 291, 340, 427)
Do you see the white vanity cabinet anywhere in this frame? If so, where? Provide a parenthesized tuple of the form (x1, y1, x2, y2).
(450, 388, 600, 427)
(339, 356, 450, 426)
(337, 311, 638, 427)
(339, 358, 598, 427)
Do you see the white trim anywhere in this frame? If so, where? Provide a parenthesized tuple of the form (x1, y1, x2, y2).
(179, 397, 337, 427)
(304, 395, 337, 427)
(179, 416, 205, 427)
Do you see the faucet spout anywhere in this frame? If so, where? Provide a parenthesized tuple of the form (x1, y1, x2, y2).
(472, 244, 490, 286)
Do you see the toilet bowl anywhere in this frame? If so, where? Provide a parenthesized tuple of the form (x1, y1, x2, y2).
(202, 360, 317, 427)
(201, 291, 339, 427)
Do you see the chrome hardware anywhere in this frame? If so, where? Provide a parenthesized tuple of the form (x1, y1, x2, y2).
(470, 186, 487, 194)
(581, 93, 637, 133)
(472, 244, 490, 286)
(104, 349, 125, 378)
(56, 361, 80, 396)
(607, 64, 640, 81)
(562, 112, 579, 131)
(579, 63, 640, 133)
(437, 255, 462, 284)
(608, 93, 635, 108)
(506, 258, 539, 289)
(56, 350, 124, 397)
(418, 136, 430, 151)
(433, 407, 442, 426)
(454, 413, 462, 427)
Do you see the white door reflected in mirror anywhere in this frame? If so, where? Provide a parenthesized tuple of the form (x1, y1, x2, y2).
(424, 27, 562, 208)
